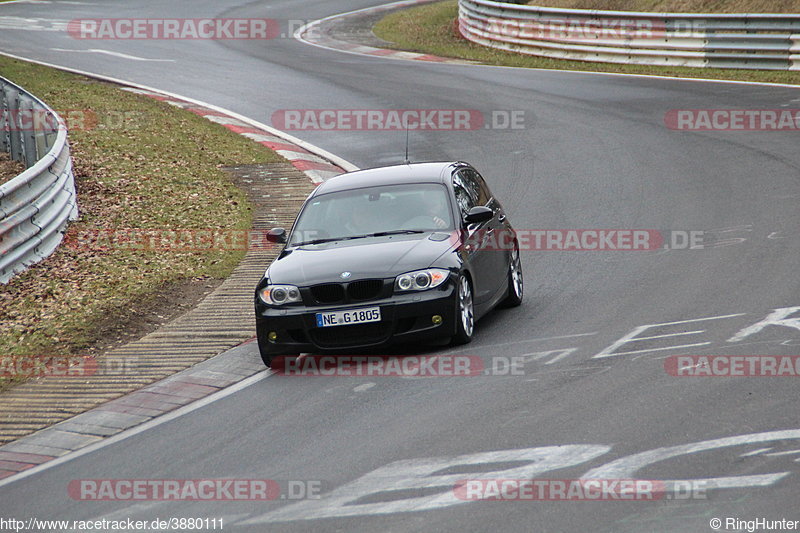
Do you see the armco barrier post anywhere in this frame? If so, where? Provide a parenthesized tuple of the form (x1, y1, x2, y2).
(5, 87, 22, 163)
(20, 95, 39, 167)
(0, 84, 9, 155)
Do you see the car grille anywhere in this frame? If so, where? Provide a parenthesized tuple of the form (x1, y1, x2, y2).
(347, 279, 383, 301)
(310, 322, 391, 348)
(309, 279, 385, 305)
(310, 283, 345, 304)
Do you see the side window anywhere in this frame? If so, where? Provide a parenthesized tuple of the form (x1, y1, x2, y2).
(461, 168, 491, 206)
(452, 171, 476, 215)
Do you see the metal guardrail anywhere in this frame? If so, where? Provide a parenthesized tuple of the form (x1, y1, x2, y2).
(459, 0, 800, 70)
(0, 77, 78, 284)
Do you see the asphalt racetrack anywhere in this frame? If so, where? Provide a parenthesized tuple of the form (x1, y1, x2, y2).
(1, 1, 799, 531)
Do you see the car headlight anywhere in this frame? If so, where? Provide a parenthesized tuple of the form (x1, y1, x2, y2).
(394, 269, 449, 292)
(258, 284, 302, 305)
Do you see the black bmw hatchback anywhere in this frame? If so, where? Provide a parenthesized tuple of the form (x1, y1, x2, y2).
(254, 161, 523, 367)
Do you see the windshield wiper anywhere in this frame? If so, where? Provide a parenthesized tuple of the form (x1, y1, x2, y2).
(339, 230, 425, 240)
(292, 237, 349, 246)
(368, 230, 425, 237)
(293, 230, 423, 247)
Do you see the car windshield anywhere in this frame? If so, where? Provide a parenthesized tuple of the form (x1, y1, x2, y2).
(288, 183, 454, 246)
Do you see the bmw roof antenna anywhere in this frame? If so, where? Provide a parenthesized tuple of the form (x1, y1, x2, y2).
(403, 119, 411, 165)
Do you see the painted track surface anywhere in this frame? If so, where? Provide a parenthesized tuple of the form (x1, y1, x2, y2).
(1, 1, 799, 531)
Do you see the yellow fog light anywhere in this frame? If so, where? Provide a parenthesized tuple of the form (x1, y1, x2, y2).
(268, 331, 278, 342)
(432, 315, 443, 325)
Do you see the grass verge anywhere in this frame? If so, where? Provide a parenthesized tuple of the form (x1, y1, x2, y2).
(0, 56, 280, 391)
(373, 0, 800, 86)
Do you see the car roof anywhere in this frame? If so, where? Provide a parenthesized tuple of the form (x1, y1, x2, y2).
(313, 162, 461, 195)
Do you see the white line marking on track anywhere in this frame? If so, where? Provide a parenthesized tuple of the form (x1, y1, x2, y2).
(520, 348, 577, 365)
(651, 338, 796, 360)
(594, 313, 746, 359)
(728, 307, 800, 343)
(0, 15, 68, 30)
(740, 447, 773, 457)
(706, 225, 753, 234)
(765, 450, 800, 457)
(584, 429, 800, 492)
(632, 330, 705, 341)
(353, 383, 376, 392)
(244, 445, 611, 522)
(595, 341, 712, 358)
(50, 48, 175, 62)
(648, 314, 747, 327)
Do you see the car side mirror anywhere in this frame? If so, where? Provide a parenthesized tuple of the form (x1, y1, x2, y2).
(464, 206, 493, 225)
(266, 227, 287, 243)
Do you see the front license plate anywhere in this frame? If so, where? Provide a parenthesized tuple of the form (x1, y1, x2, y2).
(315, 307, 381, 328)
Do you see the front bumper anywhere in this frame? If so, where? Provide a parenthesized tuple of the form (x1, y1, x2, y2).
(255, 282, 458, 354)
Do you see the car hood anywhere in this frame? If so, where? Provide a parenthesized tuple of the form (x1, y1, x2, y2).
(266, 234, 455, 285)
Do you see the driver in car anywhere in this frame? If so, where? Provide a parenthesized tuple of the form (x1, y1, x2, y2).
(341, 202, 377, 236)
(420, 193, 449, 229)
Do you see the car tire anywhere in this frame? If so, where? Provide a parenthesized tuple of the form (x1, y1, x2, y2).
(501, 244, 523, 308)
(451, 274, 474, 345)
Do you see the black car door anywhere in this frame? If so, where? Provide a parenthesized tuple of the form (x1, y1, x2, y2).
(452, 167, 506, 305)
(463, 167, 508, 297)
